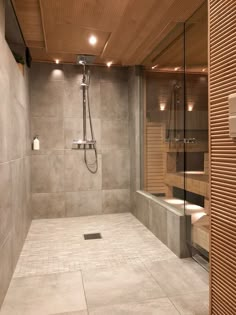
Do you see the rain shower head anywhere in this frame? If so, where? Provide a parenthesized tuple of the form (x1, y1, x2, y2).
(76, 55, 96, 65)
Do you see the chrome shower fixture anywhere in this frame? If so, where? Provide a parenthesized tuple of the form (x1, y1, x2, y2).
(73, 55, 98, 174)
(76, 54, 96, 65)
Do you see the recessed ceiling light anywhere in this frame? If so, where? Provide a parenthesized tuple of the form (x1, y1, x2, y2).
(202, 68, 207, 72)
(106, 61, 112, 67)
(55, 59, 59, 64)
(89, 35, 97, 46)
(174, 67, 180, 71)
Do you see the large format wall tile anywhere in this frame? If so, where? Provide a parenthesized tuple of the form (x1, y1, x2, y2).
(64, 117, 101, 150)
(31, 154, 64, 193)
(11, 159, 28, 263)
(64, 79, 83, 118)
(9, 97, 26, 160)
(149, 199, 167, 245)
(100, 66, 127, 84)
(63, 64, 83, 81)
(0, 4, 31, 308)
(0, 63, 10, 163)
(32, 193, 65, 219)
(65, 152, 102, 192)
(102, 189, 130, 214)
(0, 235, 13, 307)
(100, 81, 128, 120)
(0, 0, 4, 37)
(65, 191, 102, 217)
(102, 149, 130, 189)
(0, 163, 12, 248)
(101, 120, 129, 149)
(30, 63, 130, 219)
(31, 117, 64, 150)
(30, 63, 64, 83)
(128, 67, 141, 213)
(64, 73, 101, 119)
(24, 156, 31, 225)
(30, 80, 65, 118)
(135, 192, 151, 228)
(167, 211, 186, 257)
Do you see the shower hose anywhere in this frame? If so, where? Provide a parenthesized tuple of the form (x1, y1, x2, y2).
(83, 70, 98, 174)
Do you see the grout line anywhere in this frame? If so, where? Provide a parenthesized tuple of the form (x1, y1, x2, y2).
(141, 261, 181, 314)
(80, 270, 90, 315)
(168, 298, 182, 315)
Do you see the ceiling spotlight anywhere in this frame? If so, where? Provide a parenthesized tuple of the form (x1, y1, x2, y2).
(106, 61, 112, 68)
(151, 64, 158, 70)
(55, 59, 59, 64)
(202, 68, 207, 72)
(89, 35, 97, 46)
(174, 67, 180, 71)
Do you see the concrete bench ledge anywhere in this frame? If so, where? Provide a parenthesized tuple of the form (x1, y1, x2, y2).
(134, 191, 191, 258)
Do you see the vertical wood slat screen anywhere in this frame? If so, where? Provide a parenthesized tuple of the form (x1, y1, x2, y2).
(209, 1, 236, 314)
(144, 122, 166, 194)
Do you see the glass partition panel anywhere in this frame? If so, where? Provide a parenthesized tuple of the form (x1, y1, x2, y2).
(185, 2, 209, 262)
(143, 23, 185, 215)
(142, 1, 209, 265)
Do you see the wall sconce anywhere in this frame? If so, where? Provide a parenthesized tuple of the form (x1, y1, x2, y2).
(106, 61, 112, 67)
(188, 102, 194, 111)
(160, 103, 166, 111)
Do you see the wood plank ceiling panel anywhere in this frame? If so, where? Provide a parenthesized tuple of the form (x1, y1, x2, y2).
(101, 0, 173, 62)
(39, 0, 129, 55)
(149, 15, 207, 68)
(12, 0, 45, 48)
(13, 0, 206, 65)
(133, 0, 205, 66)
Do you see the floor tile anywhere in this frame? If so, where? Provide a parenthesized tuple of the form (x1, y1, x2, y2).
(14, 213, 175, 278)
(82, 264, 166, 308)
(145, 258, 209, 297)
(50, 312, 88, 315)
(89, 298, 180, 314)
(170, 291, 209, 315)
(1, 213, 209, 314)
(0, 272, 87, 315)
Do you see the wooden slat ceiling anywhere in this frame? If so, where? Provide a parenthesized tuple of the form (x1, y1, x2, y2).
(12, 0, 205, 66)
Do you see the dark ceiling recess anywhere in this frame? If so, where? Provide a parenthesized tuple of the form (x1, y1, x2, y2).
(5, 0, 31, 67)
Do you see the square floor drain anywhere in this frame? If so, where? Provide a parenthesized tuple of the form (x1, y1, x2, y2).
(83, 233, 102, 240)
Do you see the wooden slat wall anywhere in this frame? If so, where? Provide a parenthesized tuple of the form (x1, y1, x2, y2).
(209, 1, 236, 314)
(145, 122, 167, 194)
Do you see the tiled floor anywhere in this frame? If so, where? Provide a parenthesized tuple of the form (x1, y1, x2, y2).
(0, 213, 209, 314)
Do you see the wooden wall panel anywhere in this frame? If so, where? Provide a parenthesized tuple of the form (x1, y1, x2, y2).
(209, 1, 236, 314)
(145, 122, 167, 194)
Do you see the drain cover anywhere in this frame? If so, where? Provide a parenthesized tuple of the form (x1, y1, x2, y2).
(83, 233, 102, 240)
